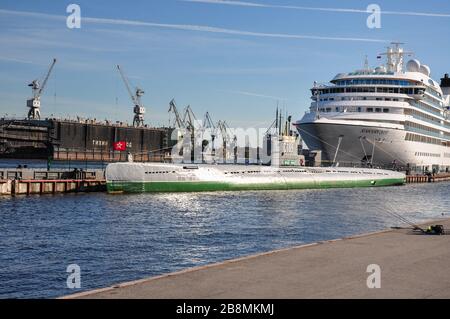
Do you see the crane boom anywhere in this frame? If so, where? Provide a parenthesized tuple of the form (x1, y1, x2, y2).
(37, 58, 57, 97)
(116, 65, 146, 127)
(168, 99, 185, 129)
(202, 112, 216, 163)
(216, 120, 237, 163)
(183, 105, 197, 132)
(203, 112, 216, 132)
(117, 65, 137, 105)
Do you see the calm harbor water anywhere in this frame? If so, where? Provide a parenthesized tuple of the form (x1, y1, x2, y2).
(0, 182, 449, 298)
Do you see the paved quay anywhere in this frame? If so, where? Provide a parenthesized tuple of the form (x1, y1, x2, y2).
(64, 218, 450, 299)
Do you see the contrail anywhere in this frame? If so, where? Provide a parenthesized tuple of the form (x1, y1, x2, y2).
(0, 9, 388, 43)
(0, 55, 35, 65)
(182, 0, 450, 18)
(225, 90, 287, 101)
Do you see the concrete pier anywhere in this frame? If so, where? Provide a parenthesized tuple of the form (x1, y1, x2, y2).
(64, 218, 450, 299)
(0, 169, 105, 195)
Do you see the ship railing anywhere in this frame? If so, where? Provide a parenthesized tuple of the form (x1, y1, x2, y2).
(313, 82, 336, 88)
(316, 160, 406, 172)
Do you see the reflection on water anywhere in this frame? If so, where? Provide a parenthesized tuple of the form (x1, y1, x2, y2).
(0, 182, 449, 298)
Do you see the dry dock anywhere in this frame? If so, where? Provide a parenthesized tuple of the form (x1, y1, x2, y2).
(65, 218, 450, 299)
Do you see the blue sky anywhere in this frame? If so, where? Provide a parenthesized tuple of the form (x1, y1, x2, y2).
(0, 0, 449, 128)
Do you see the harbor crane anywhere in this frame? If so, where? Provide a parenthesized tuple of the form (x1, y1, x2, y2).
(116, 65, 146, 127)
(168, 99, 185, 129)
(168, 99, 188, 160)
(203, 112, 216, 136)
(202, 112, 216, 162)
(183, 105, 199, 162)
(182, 105, 198, 134)
(27, 58, 57, 120)
(217, 120, 236, 163)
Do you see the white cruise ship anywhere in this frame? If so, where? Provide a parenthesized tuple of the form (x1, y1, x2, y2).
(296, 43, 450, 173)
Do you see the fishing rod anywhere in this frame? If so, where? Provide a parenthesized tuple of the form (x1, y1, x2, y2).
(382, 203, 446, 235)
(382, 203, 426, 233)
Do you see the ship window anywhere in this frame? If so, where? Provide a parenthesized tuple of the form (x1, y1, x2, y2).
(357, 107, 362, 112)
(335, 107, 339, 112)
(367, 108, 373, 112)
(375, 108, 382, 112)
(383, 108, 389, 113)
(326, 108, 331, 112)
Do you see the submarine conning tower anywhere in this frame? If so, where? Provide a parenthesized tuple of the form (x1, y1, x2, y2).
(441, 73, 450, 95)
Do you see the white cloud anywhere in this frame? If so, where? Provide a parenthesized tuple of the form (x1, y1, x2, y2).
(182, 0, 450, 18)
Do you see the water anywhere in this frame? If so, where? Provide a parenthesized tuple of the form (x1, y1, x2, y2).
(0, 183, 449, 299)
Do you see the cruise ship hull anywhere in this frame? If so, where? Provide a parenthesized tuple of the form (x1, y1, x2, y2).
(105, 162, 405, 193)
(298, 121, 450, 169)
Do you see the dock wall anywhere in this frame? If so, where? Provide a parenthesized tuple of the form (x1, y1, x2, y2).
(406, 173, 450, 183)
(0, 168, 105, 195)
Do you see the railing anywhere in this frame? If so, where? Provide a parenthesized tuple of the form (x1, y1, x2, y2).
(410, 101, 443, 118)
(409, 114, 444, 128)
(0, 168, 104, 181)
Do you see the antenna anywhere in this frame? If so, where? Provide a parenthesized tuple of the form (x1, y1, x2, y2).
(378, 42, 413, 73)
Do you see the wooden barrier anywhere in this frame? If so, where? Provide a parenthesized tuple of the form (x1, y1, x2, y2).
(406, 173, 450, 184)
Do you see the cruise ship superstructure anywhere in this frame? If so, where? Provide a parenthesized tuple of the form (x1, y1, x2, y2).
(296, 43, 450, 172)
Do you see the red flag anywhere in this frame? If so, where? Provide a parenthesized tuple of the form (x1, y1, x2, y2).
(113, 141, 127, 151)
